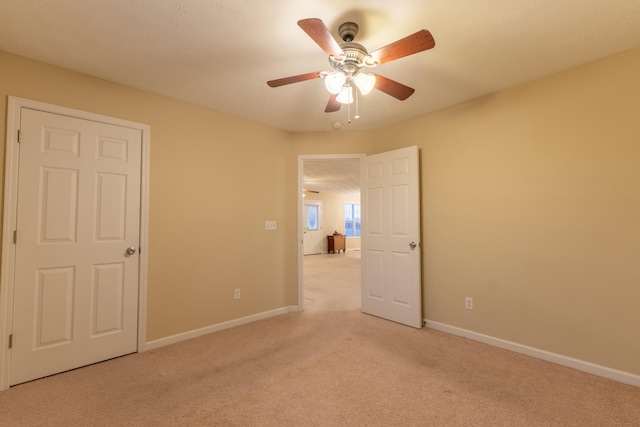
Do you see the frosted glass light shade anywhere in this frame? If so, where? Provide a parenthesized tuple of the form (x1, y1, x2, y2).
(336, 85, 354, 104)
(324, 72, 346, 94)
(355, 72, 376, 95)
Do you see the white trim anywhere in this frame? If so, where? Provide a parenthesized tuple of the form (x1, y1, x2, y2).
(297, 154, 365, 311)
(425, 319, 640, 388)
(145, 306, 300, 351)
(0, 97, 151, 390)
(137, 121, 151, 353)
(0, 98, 21, 391)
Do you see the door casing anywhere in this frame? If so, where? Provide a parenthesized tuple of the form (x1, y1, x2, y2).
(0, 97, 151, 391)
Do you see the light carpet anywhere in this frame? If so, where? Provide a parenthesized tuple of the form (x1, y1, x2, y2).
(0, 252, 638, 426)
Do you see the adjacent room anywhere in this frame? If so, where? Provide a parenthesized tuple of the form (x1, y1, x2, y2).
(1, 0, 640, 424)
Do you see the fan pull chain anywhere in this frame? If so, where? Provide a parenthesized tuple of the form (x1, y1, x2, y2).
(355, 88, 360, 119)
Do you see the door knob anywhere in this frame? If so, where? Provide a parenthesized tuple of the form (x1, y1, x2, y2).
(126, 247, 136, 255)
(409, 242, 418, 250)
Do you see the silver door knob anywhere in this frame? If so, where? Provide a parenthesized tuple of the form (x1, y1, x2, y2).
(126, 247, 136, 255)
(409, 242, 417, 250)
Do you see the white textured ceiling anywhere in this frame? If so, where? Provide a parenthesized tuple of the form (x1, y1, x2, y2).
(2, 1, 639, 195)
(303, 158, 361, 197)
(2, 0, 639, 134)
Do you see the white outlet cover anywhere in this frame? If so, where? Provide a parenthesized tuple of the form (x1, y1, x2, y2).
(265, 220, 277, 230)
(465, 297, 473, 310)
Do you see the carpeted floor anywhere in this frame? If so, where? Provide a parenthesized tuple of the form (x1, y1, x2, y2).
(0, 251, 638, 426)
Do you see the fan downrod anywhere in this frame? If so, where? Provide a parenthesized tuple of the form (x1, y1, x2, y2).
(338, 22, 358, 42)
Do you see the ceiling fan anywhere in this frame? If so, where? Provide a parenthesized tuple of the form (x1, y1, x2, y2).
(267, 18, 435, 114)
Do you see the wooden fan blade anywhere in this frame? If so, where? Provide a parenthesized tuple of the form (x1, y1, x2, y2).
(374, 74, 415, 100)
(370, 30, 435, 65)
(267, 72, 322, 87)
(325, 94, 341, 112)
(298, 18, 344, 58)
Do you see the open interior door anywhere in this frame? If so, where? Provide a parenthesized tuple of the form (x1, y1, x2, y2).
(360, 146, 422, 328)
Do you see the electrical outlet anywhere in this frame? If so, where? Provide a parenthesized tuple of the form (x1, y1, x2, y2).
(465, 297, 473, 310)
(265, 220, 277, 231)
(234, 289, 240, 300)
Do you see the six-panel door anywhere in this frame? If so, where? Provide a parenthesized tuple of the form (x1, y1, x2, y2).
(10, 108, 142, 385)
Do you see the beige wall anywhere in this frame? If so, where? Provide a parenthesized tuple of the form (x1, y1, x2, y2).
(368, 47, 640, 374)
(0, 51, 298, 341)
(2, 47, 639, 376)
(303, 191, 361, 251)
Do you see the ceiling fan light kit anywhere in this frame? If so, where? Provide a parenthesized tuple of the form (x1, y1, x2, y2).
(336, 85, 353, 104)
(267, 17, 435, 124)
(324, 71, 346, 94)
(354, 73, 376, 95)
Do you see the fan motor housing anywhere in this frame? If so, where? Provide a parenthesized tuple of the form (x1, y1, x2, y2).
(341, 42, 367, 63)
(338, 22, 358, 42)
(329, 42, 371, 74)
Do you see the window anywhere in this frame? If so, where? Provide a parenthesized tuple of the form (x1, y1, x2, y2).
(344, 203, 361, 237)
(306, 204, 319, 231)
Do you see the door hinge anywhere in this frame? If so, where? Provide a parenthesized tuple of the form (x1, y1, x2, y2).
(8, 334, 12, 349)
(17, 129, 22, 143)
(13, 230, 17, 244)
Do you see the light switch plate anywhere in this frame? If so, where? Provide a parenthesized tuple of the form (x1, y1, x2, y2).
(265, 220, 277, 231)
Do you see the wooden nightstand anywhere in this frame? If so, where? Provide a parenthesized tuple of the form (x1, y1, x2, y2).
(327, 234, 346, 253)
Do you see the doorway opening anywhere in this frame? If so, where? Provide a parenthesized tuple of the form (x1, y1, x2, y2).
(297, 154, 364, 312)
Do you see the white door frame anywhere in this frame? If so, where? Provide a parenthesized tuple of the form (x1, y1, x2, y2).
(297, 154, 364, 309)
(0, 97, 151, 391)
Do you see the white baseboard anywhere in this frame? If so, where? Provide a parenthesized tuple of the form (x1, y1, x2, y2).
(143, 306, 300, 352)
(425, 319, 640, 388)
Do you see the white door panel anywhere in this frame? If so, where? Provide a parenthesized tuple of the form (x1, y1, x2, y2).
(303, 201, 323, 255)
(10, 108, 142, 385)
(361, 146, 422, 328)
